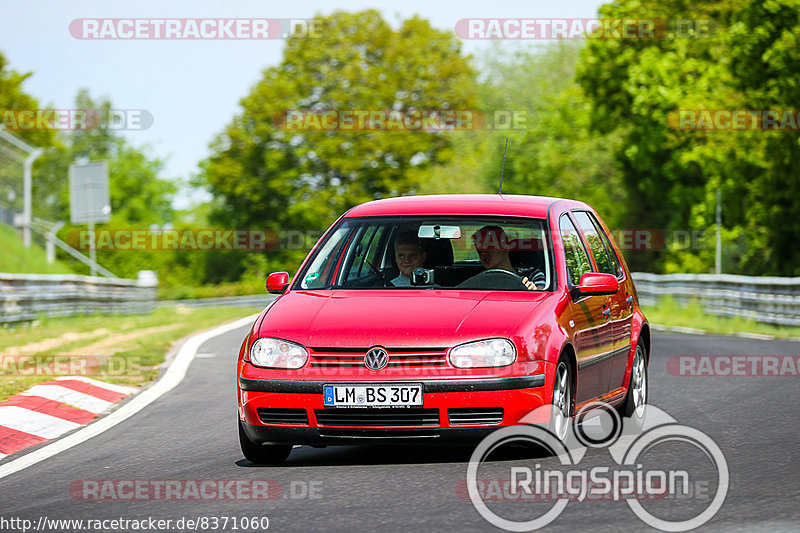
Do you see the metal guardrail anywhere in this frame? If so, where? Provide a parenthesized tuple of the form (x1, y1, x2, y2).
(158, 294, 273, 308)
(4, 272, 798, 327)
(0, 273, 156, 324)
(632, 272, 800, 327)
(30, 217, 118, 278)
(160, 275, 800, 328)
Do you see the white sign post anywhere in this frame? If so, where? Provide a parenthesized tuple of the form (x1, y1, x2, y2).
(69, 161, 111, 276)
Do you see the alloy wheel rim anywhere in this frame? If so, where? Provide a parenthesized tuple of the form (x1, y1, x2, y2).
(631, 346, 647, 413)
(553, 362, 571, 440)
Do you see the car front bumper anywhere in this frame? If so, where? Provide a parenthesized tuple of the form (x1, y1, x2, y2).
(238, 375, 551, 445)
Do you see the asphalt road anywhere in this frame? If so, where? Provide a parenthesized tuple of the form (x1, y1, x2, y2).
(2, 325, 799, 533)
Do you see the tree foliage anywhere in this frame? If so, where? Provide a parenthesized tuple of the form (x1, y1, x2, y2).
(201, 10, 476, 277)
(577, 0, 800, 274)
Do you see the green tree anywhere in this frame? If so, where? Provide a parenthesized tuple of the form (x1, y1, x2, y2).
(201, 10, 476, 279)
(474, 43, 627, 229)
(574, 0, 791, 274)
(0, 52, 61, 218)
(726, 0, 800, 275)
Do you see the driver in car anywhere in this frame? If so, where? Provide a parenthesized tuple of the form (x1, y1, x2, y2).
(471, 225, 544, 290)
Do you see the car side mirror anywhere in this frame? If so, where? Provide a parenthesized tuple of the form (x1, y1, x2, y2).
(266, 271, 290, 294)
(577, 272, 618, 296)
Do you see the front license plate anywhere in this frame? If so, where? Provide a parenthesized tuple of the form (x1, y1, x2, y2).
(323, 383, 423, 408)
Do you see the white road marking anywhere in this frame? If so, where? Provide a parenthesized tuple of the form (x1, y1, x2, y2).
(53, 376, 137, 395)
(735, 332, 775, 340)
(21, 385, 113, 414)
(0, 406, 82, 440)
(0, 314, 258, 479)
(651, 324, 707, 335)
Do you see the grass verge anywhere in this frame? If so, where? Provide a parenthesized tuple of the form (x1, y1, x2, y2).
(642, 295, 800, 339)
(157, 279, 265, 300)
(0, 306, 262, 403)
(0, 224, 73, 274)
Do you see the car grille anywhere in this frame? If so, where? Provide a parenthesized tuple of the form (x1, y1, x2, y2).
(256, 408, 309, 425)
(315, 408, 440, 427)
(448, 408, 504, 426)
(309, 347, 448, 368)
(318, 428, 440, 439)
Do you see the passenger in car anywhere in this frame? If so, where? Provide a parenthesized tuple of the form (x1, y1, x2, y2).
(472, 226, 544, 290)
(391, 230, 428, 286)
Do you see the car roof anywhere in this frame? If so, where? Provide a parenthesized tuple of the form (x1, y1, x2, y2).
(344, 194, 589, 219)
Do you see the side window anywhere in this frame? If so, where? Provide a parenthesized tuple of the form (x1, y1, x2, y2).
(559, 214, 593, 286)
(300, 226, 352, 289)
(346, 225, 388, 280)
(573, 211, 621, 278)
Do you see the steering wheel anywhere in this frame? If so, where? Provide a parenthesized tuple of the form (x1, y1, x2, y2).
(456, 268, 528, 290)
(481, 268, 525, 280)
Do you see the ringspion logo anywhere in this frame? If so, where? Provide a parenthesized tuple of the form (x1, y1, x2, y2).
(465, 403, 728, 531)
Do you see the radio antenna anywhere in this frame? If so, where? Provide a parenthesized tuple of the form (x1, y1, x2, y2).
(498, 137, 508, 194)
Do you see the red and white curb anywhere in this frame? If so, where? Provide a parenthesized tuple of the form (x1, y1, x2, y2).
(0, 376, 135, 458)
(0, 314, 258, 480)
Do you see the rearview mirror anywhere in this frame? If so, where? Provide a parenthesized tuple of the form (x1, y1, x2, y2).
(266, 271, 290, 294)
(577, 272, 618, 296)
(418, 224, 461, 240)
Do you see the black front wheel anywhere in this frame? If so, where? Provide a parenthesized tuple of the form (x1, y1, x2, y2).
(238, 420, 293, 464)
(549, 359, 573, 441)
(617, 343, 648, 424)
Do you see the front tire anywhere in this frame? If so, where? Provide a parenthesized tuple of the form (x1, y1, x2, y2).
(238, 420, 292, 464)
(618, 343, 648, 423)
(549, 359, 573, 441)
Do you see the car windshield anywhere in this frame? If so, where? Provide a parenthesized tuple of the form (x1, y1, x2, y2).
(296, 216, 552, 291)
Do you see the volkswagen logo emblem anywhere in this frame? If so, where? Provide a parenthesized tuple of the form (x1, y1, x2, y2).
(365, 347, 389, 371)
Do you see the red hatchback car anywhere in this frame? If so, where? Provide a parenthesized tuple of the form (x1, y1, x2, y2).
(237, 194, 649, 463)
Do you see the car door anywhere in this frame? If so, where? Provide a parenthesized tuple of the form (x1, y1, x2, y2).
(572, 210, 632, 394)
(559, 213, 614, 403)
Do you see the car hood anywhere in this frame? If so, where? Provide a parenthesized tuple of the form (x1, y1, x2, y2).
(257, 290, 552, 348)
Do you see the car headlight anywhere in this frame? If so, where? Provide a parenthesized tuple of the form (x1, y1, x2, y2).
(249, 337, 308, 369)
(449, 338, 516, 368)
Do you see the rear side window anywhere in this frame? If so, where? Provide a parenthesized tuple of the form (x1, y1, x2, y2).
(572, 211, 621, 278)
(559, 214, 592, 286)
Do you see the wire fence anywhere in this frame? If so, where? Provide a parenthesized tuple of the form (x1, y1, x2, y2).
(0, 203, 15, 226)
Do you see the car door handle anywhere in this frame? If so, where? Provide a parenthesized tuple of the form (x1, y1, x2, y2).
(626, 296, 633, 304)
(602, 308, 611, 318)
